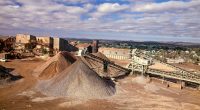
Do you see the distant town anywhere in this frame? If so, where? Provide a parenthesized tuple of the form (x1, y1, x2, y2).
(1, 34, 199, 65)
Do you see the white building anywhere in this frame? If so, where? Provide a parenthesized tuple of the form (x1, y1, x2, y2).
(99, 47, 131, 60)
(167, 58, 185, 63)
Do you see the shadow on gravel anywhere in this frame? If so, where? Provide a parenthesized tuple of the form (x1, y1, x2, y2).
(0, 65, 23, 82)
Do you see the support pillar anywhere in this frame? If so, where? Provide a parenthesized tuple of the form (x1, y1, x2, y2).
(130, 62, 135, 75)
(162, 76, 165, 84)
(142, 65, 144, 76)
(180, 81, 185, 89)
(198, 85, 200, 90)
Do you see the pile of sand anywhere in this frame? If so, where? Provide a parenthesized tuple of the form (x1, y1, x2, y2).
(33, 51, 76, 79)
(36, 60, 115, 99)
(92, 52, 110, 61)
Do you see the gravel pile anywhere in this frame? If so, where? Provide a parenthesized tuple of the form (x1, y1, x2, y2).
(33, 51, 76, 79)
(36, 59, 115, 99)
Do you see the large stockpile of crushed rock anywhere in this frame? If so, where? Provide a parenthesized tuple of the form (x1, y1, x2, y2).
(33, 51, 76, 79)
(36, 60, 115, 99)
(92, 52, 110, 61)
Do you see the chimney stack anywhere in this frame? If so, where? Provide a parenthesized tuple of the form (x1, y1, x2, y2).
(92, 40, 99, 53)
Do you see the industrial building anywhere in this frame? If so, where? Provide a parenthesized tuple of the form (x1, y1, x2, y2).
(11, 34, 77, 57)
(0, 37, 15, 52)
(53, 37, 69, 52)
(16, 34, 36, 44)
(99, 47, 131, 60)
(166, 58, 185, 64)
(33, 36, 54, 55)
(76, 43, 92, 56)
(15, 34, 37, 53)
(36, 36, 53, 48)
(75, 40, 99, 56)
(92, 40, 99, 53)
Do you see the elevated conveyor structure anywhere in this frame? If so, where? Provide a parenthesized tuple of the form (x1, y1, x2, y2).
(127, 49, 200, 85)
(83, 53, 131, 78)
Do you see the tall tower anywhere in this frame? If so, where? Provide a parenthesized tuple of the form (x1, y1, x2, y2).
(92, 40, 99, 53)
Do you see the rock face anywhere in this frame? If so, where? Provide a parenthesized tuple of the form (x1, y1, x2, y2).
(33, 51, 76, 79)
(36, 60, 115, 99)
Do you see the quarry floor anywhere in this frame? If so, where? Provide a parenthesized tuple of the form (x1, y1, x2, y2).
(1, 59, 200, 110)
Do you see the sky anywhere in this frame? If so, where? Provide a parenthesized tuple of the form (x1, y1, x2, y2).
(0, 0, 200, 43)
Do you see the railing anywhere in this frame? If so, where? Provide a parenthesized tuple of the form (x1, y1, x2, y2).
(147, 68, 200, 84)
